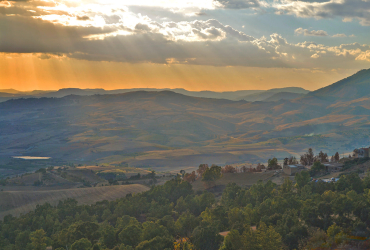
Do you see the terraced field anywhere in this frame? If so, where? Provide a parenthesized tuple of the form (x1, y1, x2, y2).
(0, 184, 149, 218)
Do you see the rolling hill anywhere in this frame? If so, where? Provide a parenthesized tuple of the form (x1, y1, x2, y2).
(238, 87, 309, 102)
(310, 68, 370, 100)
(0, 87, 302, 102)
(0, 70, 369, 170)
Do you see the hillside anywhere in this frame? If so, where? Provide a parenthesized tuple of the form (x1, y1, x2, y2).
(238, 87, 309, 102)
(0, 184, 149, 218)
(263, 92, 305, 102)
(0, 70, 369, 171)
(310, 68, 370, 100)
(0, 88, 265, 102)
(0, 69, 369, 171)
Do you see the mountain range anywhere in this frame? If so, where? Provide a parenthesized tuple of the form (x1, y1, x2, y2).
(0, 87, 308, 103)
(0, 69, 369, 170)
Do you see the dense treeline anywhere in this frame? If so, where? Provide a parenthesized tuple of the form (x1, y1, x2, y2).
(1, 172, 370, 250)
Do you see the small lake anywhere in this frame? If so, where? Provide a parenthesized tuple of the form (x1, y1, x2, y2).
(12, 156, 51, 160)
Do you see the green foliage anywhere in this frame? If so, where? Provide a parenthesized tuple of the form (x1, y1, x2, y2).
(310, 161, 325, 175)
(135, 236, 173, 250)
(36, 168, 47, 174)
(71, 238, 92, 250)
(30, 229, 48, 250)
(192, 221, 223, 250)
(268, 157, 279, 170)
(202, 165, 222, 182)
(101, 225, 116, 249)
(295, 171, 311, 190)
(118, 225, 142, 247)
(2, 171, 370, 250)
(219, 229, 243, 250)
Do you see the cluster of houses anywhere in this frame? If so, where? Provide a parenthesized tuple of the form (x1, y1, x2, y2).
(282, 162, 344, 176)
(282, 146, 370, 176)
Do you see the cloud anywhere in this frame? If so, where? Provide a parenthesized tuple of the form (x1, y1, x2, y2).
(275, 0, 370, 26)
(213, 0, 260, 9)
(76, 15, 90, 21)
(295, 28, 328, 36)
(332, 33, 346, 38)
(0, 0, 369, 71)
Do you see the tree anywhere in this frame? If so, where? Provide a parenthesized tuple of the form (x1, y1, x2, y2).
(288, 156, 298, 165)
(311, 161, 325, 175)
(135, 236, 173, 250)
(119, 244, 134, 250)
(222, 165, 236, 174)
(197, 164, 209, 177)
(220, 230, 243, 250)
(175, 212, 200, 237)
(295, 171, 311, 190)
(92, 244, 102, 250)
(256, 223, 283, 250)
(75, 222, 100, 243)
(301, 148, 315, 166)
(318, 151, 328, 163)
(118, 225, 142, 247)
(267, 158, 279, 170)
(15, 230, 31, 249)
(141, 221, 169, 241)
(30, 229, 48, 250)
(71, 238, 92, 250)
(101, 225, 116, 249)
(173, 238, 194, 250)
(202, 165, 222, 183)
(192, 222, 223, 250)
(334, 152, 340, 162)
(183, 171, 196, 183)
(283, 158, 289, 166)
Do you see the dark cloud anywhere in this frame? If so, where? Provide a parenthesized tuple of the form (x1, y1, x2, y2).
(0, 15, 116, 53)
(76, 15, 90, 21)
(135, 23, 152, 32)
(276, 0, 370, 26)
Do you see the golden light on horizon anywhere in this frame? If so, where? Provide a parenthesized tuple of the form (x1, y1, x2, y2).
(0, 53, 357, 92)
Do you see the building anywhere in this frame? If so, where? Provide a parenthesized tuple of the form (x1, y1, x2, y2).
(354, 148, 370, 158)
(323, 163, 343, 172)
(283, 164, 305, 176)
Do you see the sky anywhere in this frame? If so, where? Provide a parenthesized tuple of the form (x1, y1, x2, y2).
(1, 0, 370, 91)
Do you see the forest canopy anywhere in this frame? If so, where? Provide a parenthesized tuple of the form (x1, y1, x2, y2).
(1, 173, 370, 249)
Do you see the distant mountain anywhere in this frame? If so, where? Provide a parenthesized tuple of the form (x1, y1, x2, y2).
(37, 88, 107, 98)
(170, 89, 263, 100)
(0, 87, 310, 102)
(238, 87, 309, 102)
(310, 69, 370, 100)
(263, 92, 305, 102)
(0, 88, 267, 102)
(0, 92, 19, 98)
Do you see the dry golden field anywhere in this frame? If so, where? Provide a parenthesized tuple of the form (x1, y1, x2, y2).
(0, 184, 149, 219)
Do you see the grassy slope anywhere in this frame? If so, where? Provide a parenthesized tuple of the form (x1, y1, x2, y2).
(0, 184, 149, 219)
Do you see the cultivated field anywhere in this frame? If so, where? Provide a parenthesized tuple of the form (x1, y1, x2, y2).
(0, 184, 149, 219)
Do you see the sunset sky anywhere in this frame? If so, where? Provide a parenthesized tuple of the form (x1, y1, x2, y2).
(1, 0, 370, 91)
